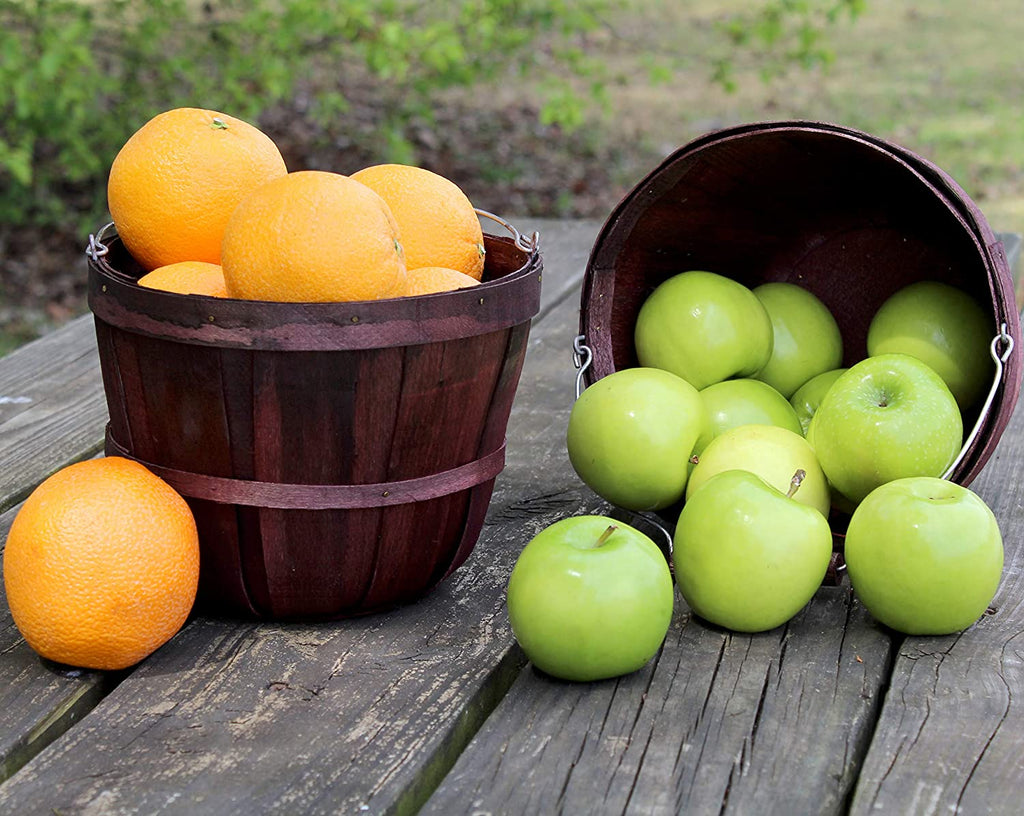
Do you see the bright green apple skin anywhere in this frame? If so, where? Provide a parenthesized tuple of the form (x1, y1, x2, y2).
(844, 477, 1003, 635)
(790, 368, 847, 435)
(507, 516, 675, 682)
(566, 367, 705, 511)
(867, 280, 993, 411)
(694, 378, 803, 456)
(808, 353, 963, 505)
(753, 282, 844, 398)
(687, 424, 831, 517)
(634, 270, 773, 390)
(674, 470, 833, 632)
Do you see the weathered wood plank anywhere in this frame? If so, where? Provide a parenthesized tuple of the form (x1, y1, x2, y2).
(424, 564, 896, 814)
(515, 218, 603, 321)
(848, 396, 1024, 815)
(0, 315, 106, 514)
(0, 505, 116, 782)
(0, 220, 603, 814)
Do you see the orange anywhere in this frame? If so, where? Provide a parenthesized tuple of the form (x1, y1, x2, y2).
(221, 170, 407, 302)
(137, 261, 229, 297)
(350, 164, 486, 280)
(3, 457, 200, 671)
(405, 266, 481, 296)
(107, 107, 288, 271)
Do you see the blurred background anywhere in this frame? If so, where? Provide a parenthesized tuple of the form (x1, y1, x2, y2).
(2, 0, 1021, 353)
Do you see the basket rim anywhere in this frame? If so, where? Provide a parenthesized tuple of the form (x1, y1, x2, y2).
(88, 226, 542, 351)
(583, 120, 1015, 334)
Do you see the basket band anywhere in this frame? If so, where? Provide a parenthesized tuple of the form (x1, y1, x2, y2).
(104, 426, 506, 510)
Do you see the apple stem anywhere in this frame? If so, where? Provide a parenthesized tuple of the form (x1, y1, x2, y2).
(689, 454, 700, 465)
(595, 525, 618, 548)
(787, 469, 806, 499)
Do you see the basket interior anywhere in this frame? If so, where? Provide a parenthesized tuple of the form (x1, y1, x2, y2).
(586, 128, 1001, 377)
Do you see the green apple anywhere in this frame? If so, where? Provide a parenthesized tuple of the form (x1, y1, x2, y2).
(674, 469, 833, 632)
(753, 282, 844, 398)
(693, 378, 803, 456)
(790, 368, 847, 435)
(634, 270, 773, 390)
(566, 367, 705, 511)
(867, 280, 993, 411)
(808, 354, 963, 505)
(798, 385, 858, 520)
(507, 516, 675, 681)
(687, 424, 830, 518)
(844, 477, 1003, 635)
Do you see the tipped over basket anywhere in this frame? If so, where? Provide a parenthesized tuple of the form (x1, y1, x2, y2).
(579, 120, 1022, 522)
(87, 215, 542, 620)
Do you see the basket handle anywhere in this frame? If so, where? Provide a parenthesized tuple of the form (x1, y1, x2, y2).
(86, 221, 117, 262)
(476, 209, 539, 255)
(942, 325, 1015, 479)
(572, 334, 593, 400)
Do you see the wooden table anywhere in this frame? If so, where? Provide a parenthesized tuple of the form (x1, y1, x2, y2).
(0, 219, 1022, 815)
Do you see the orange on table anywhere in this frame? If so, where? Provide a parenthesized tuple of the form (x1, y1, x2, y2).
(3, 457, 200, 671)
(137, 261, 229, 298)
(350, 164, 486, 280)
(221, 170, 407, 302)
(405, 266, 481, 296)
(107, 107, 287, 271)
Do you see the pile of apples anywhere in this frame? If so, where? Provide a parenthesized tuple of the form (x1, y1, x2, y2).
(507, 270, 1005, 683)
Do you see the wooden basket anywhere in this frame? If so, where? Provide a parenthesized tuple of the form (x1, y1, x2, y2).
(87, 216, 542, 620)
(578, 121, 1022, 544)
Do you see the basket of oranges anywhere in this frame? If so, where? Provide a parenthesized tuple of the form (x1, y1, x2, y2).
(87, 108, 542, 620)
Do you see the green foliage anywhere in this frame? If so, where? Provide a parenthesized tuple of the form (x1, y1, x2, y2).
(713, 0, 866, 90)
(0, 0, 865, 235)
(0, 0, 616, 233)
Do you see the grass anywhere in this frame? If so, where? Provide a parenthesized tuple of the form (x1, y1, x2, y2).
(585, 0, 1024, 249)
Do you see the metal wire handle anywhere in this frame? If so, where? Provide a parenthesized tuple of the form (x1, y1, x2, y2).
(942, 324, 1015, 480)
(476, 209, 539, 254)
(85, 222, 117, 262)
(572, 334, 593, 400)
(88, 215, 538, 262)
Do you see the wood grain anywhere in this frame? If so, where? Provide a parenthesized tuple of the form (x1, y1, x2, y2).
(0, 316, 106, 514)
(423, 556, 896, 815)
(0, 219, 603, 814)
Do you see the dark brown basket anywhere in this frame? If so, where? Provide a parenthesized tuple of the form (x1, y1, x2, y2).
(87, 217, 541, 620)
(579, 121, 1022, 531)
